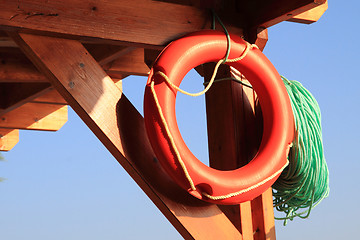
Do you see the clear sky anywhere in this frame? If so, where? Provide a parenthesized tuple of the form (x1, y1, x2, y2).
(1, 1, 359, 239)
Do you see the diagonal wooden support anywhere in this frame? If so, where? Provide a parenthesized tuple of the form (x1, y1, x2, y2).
(0, 128, 19, 151)
(12, 32, 243, 240)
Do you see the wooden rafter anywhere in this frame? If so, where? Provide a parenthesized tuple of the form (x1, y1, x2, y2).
(104, 48, 150, 77)
(0, 128, 19, 151)
(0, 82, 51, 115)
(155, 0, 326, 29)
(0, 102, 67, 131)
(32, 89, 67, 105)
(84, 44, 136, 66)
(288, 0, 328, 24)
(0, 48, 48, 83)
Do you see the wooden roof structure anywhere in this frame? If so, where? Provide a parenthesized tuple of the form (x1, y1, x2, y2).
(0, 0, 327, 239)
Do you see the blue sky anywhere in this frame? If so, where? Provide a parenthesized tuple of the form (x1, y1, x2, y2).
(1, 1, 360, 239)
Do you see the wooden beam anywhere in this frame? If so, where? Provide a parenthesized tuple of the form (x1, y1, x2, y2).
(0, 83, 51, 115)
(256, 0, 326, 28)
(288, 0, 328, 24)
(0, 128, 19, 151)
(252, 188, 276, 240)
(104, 48, 150, 77)
(156, 0, 326, 28)
(0, 49, 48, 83)
(32, 89, 67, 105)
(0, 102, 68, 131)
(0, 47, 136, 84)
(84, 44, 136, 66)
(0, 31, 17, 47)
(13, 33, 243, 240)
(254, 28, 268, 52)
(0, 0, 242, 48)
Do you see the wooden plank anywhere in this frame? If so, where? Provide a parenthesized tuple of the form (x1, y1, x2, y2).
(84, 44, 136, 66)
(257, 0, 326, 28)
(104, 48, 150, 77)
(156, 0, 326, 28)
(13, 33, 243, 240)
(0, 49, 48, 82)
(32, 88, 67, 105)
(0, 128, 19, 151)
(240, 201, 254, 240)
(0, 30, 17, 47)
(0, 83, 51, 115)
(0, 47, 133, 85)
(255, 28, 268, 52)
(288, 0, 328, 24)
(0, 102, 67, 131)
(252, 188, 276, 240)
(0, 0, 244, 48)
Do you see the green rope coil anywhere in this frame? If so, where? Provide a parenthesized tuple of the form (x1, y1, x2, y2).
(272, 76, 330, 225)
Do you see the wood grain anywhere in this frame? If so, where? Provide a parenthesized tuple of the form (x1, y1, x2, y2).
(0, 128, 19, 151)
(104, 48, 150, 77)
(0, 0, 230, 47)
(0, 49, 48, 82)
(0, 83, 51, 115)
(32, 89, 67, 105)
(288, 0, 328, 24)
(13, 33, 243, 240)
(0, 102, 67, 131)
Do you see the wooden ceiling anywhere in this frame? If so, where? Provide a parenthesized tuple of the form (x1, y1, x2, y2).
(0, 0, 327, 150)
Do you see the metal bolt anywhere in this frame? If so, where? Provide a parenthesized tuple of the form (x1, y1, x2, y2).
(68, 81, 75, 89)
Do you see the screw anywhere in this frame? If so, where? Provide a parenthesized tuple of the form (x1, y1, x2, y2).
(69, 81, 75, 89)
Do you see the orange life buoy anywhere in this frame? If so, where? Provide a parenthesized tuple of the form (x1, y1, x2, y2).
(144, 30, 294, 205)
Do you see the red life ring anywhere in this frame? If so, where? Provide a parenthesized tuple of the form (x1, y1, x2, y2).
(144, 30, 294, 205)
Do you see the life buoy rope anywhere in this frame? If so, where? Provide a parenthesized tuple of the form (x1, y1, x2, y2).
(144, 30, 295, 205)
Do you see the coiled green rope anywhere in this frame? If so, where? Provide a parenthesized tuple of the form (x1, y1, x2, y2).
(272, 76, 330, 225)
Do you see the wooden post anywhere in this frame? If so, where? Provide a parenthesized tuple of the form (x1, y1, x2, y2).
(203, 29, 276, 240)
